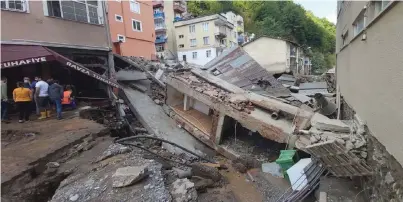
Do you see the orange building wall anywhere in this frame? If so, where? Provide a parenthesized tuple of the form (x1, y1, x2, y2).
(108, 0, 156, 59)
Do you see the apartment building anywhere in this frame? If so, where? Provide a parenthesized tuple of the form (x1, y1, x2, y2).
(243, 36, 311, 75)
(1, 0, 118, 98)
(221, 11, 244, 45)
(174, 14, 235, 66)
(336, 1, 403, 200)
(108, 0, 156, 60)
(153, 0, 187, 59)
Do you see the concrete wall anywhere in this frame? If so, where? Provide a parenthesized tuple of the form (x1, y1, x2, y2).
(177, 47, 217, 66)
(336, 2, 403, 165)
(243, 37, 288, 73)
(1, 1, 108, 49)
(108, 0, 155, 59)
(164, 0, 177, 59)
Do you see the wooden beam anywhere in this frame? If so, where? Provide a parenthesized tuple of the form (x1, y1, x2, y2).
(191, 68, 313, 118)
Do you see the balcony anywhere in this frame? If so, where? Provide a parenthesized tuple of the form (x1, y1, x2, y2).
(155, 25, 166, 32)
(155, 36, 167, 44)
(153, 1, 163, 8)
(215, 27, 226, 38)
(154, 12, 164, 19)
(173, 2, 186, 13)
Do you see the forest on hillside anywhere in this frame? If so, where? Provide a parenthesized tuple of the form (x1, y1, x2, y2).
(187, 1, 336, 74)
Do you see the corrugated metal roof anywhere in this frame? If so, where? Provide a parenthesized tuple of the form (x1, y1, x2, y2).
(203, 47, 290, 97)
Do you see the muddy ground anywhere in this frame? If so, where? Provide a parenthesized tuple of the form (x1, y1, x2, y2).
(1, 106, 290, 202)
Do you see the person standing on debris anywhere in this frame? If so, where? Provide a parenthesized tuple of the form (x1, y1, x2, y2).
(48, 80, 64, 120)
(35, 77, 50, 119)
(31, 76, 40, 115)
(1, 77, 9, 123)
(13, 82, 32, 123)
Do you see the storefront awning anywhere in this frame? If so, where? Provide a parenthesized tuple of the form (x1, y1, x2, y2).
(43, 47, 120, 88)
(1, 44, 120, 88)
(1, 44, 55, 69)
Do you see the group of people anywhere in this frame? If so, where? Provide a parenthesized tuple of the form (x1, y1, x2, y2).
(0, 76, 75, 123)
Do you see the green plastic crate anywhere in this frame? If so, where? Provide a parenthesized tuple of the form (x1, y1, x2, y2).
(275, 150, 298, 172)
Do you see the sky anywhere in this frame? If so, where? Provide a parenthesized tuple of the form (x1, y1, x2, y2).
(294, 0, 337, 24)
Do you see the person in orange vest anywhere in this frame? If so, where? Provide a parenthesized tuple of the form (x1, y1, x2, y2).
(62, 85, 76, 109)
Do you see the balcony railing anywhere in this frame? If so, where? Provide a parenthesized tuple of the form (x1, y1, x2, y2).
(155, 25, 166, 31)
(215, 27, 227, 38)
(154, 12, 165, 19)
(155, 37, 167, 44)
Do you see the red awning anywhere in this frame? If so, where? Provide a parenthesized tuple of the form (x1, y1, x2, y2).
(1, 44, 54, 69)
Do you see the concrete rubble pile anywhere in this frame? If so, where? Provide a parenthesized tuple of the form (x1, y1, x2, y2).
(302, 113, 368, 159)
(173, 72, 255, 113)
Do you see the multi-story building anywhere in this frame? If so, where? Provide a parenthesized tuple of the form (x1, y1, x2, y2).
(108, 0, 156, 60)
(221, 11, 244, 46)
(153, 0, 187, 59)
(336, 1, 403, 200)
(242, 36, 311, 75)
(1, 0, 118, 98)
(174, 14, 235, 66)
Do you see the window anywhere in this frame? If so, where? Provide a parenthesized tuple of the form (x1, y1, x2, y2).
(132, 19, 142, 32)
(190, 39, 196, 47)
(192, 52, 197, 59)
(1, 0, 27, 12)
(206, 50, 211, 58)
(117, 34, 125, 42)
(179, 35, 184, 39)
(202, 22, 209, 32)
(353, 13, 365, 36)
(220, 39, 225, 45)
(189, 25, 195, 33)
(179, 44, 184, 48)
(203, 37, 209, 45)
(130, 0, 140, 14)
(154, 8, 160, 13)
(115, 15, 123, 22)
(156, 45, 164, 52)
(46, 0, 100, 24)
(341, 30, 348, 46)
(374, 0, 391, 16)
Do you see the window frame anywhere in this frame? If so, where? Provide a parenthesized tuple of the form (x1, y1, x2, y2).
(45, 0, 102, 25)
(206, 50, 211, 58)
(353, 12, 365, 37)
(202, 22, 209, 32)
(117, 34, 126, 42)
(115, 14, 123, 22)
(192, 52, 197, 59)
(179, 35, 184, 39)
(179, 44, 184, 48)
(130, 0, 140, 14)
(189, 25, 195, 33)
(132, 18, 143, 32)
(190, 39, 197, 47)
(203, 36, 209, 45)
(1, 0, 29, 13)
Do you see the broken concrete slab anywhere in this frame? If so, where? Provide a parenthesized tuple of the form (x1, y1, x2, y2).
(311, 113, 351, 133)
(171, 178, 197, 202)
(116, 70, 148, 81)
(122, 87, 211, 157)
(112, 165, 149, 188)
(95, 144, 131, 163)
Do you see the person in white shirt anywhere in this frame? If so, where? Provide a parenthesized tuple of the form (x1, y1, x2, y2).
(35, 77, 50, 119)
